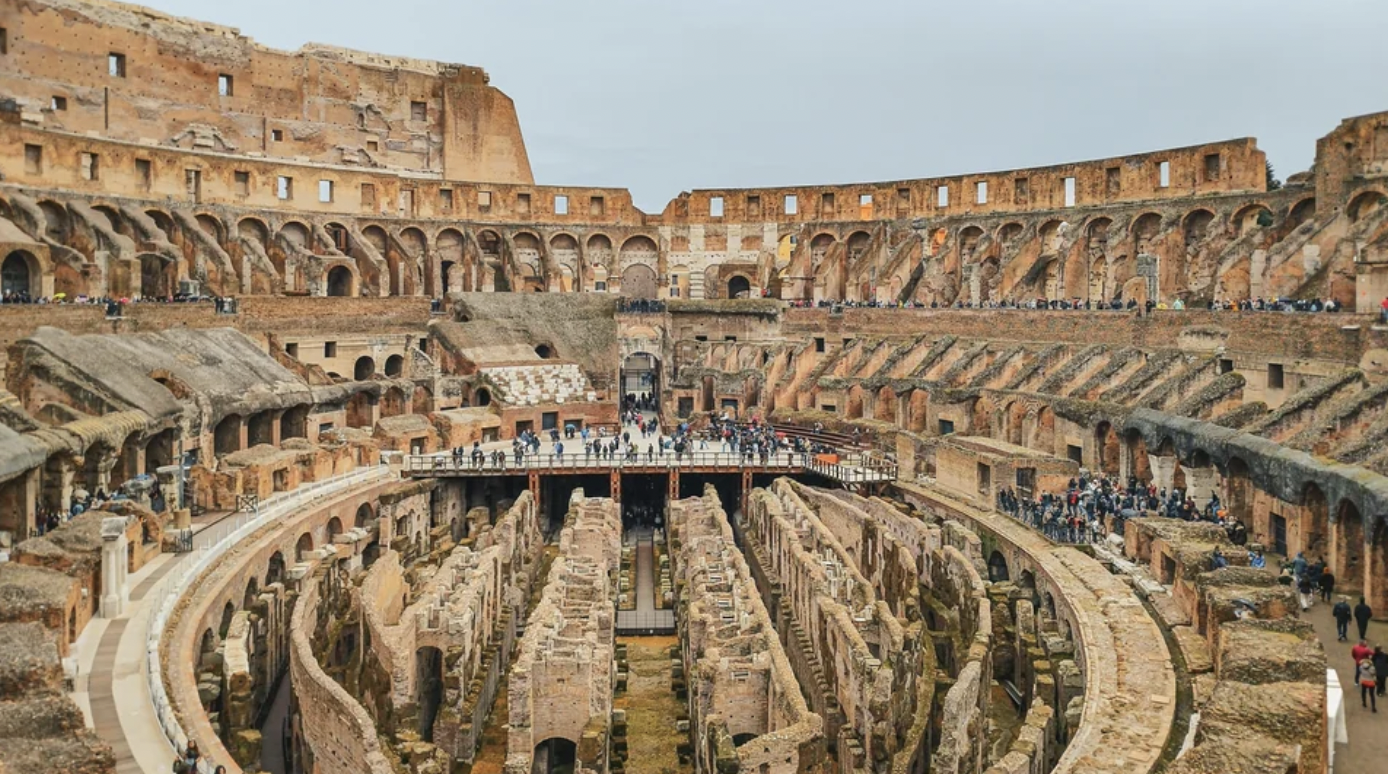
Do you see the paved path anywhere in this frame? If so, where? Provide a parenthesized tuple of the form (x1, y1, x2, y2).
(1303, 597, 1388, 772)
(635, 534, 656, 613)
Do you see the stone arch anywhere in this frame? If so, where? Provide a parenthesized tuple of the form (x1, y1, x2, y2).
(1183, 209, 1216, 247)
(219, 600, 236, 639)
(381, 386, 408, 417)
(296, 531, 315, 561)
(138, 253, 176, 299)
(845, 385, 866, 419)
(436, 228, 465, 295)
(550, 233, 580, 291)
(810, 233, 836, 266)
(1095, 420, 1120, 476)
(997, 222, 1024, 248)
(282, 405, 309, 440)
(362, 224, 389, 254)
(354, 503, 375, 529)
(987, 550, 1010, 582)
(326, 516, 343, 542)
(958, 226, 985, 261)
(1131, 213, 1164, 254)
(2, 250, 41, 297)
(1038, 220, 1065, 256)
(1287, 197, 1316, 229)
(243, 576, 259, 610)
(1333, 498, 1365, 594)
(327, 265, 355, 297)
(92, 204, 127, 236)
(727, 274, 752, 299)
(38, 201, 70, 243)
(214, 414, 242, 455)
(1232, 203, 1273, 236)
(412, 385, 434, 414)
(621, 263, 658, 300)
(237, 217, 269, 247)
(267, 551, 286, 586)
(384, 354, 405, 377)
(278, 220, 311, 248)
(845, 230, 872, 261)
(354, 356, 376, 381)
(875, 386, 898, 424)
(907, 390, 929, 433)
(475, 386, 492, 407)
(1348, 190, 1386, 223)
(1301, 482, 1330, 559)
(144, 208, 175, 239)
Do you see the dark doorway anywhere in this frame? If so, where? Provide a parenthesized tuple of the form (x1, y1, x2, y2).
(532, 738, 577, 774)
(415, 646, 444, 742)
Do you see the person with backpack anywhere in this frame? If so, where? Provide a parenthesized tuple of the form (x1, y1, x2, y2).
(1357, 657, 1378, 712)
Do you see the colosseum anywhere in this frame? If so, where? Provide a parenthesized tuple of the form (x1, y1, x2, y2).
(0, 1, 1384, 773)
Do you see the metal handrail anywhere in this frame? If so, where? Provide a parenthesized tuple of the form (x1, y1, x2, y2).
(403, 451, 897, 482)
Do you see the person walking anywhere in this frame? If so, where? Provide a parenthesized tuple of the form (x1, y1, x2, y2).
(1375, 646, 1388, 699)
(1297, 574, 1315, 612)
(1355, 597, 1374, 640)
(1357, 657, 1378, 712)
(1319, 568, 1336, 603)
(1334, 597, 1354, 642)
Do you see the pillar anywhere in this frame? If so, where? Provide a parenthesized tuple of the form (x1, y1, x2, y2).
(1149, 455, 1176, 495)
(1184, 465, 1219, 511)
(100, 516, 130, 618)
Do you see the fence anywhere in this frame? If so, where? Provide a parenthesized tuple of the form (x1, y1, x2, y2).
(404, 450, 897, 483)
(142, 464, 393, 772)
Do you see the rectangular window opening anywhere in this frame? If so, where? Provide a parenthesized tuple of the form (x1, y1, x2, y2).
(410, 101, 427, 122)
(217, 74, 233, 96)
(896, 187, 911, 214)
(135, 158, 151, 189)
(1158, 160, 1171, 189)
(859, 193, 873, 218)
(976, 181, 988, 204)
(277, 176, 293, 200)
(361, 183, 376, 211)
(1106, 167, 1121, 197)
(23, 144, 41, 175)
(324, 342, 338, 358)
(477, 190, 492, 211)
(79, 152, 99, 181)
(0, 27, 8, 55)
(366, 139, 379, 152)
(710, 196, 724, 217)
(185, 169, 201, 201)
(108, 52, 126, 78)
(936, 185, 949, 208)
(820, 192, 835, 217)
(271, 129, 284, 142)
(938, 419, 955, 436)
(234, 170, 250, 197)
(1014, 177, 1030, 205)
(590, 196, 605, 217)
(285, 342, 299, 358)
(1063, 177, 1076, 207)
(554, 194, 568, 215)
(517, 193, 531, 215)
(814, 337, 826, 353)
(1267, 363, 1285, 390)
(318, 180, 334, 203)
(1219, 358, 1234, 374)
(784, 194, 797, 215)
(1204, 153, 1221, 182)
(747, 194, 761, 217)
(440, 189, 454, 212)
(50, 95, 67, 111)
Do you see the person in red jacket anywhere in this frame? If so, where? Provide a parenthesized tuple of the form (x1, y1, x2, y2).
(1352, 639, 1374, 669)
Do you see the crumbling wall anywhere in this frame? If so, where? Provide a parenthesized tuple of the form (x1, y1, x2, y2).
(505, 493, 620, 774)
(669, 486, 825, 774)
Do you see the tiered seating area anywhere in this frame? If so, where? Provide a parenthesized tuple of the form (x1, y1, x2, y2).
(482, 363, 596, 405)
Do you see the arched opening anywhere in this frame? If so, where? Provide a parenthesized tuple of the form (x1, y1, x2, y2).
(1183, 209, 1216, 248)
(2, 251, 37, 297)
(346, 392, 374, 428)
(267, 551, 286, 586)
(354, 503, 375, 529)
(381, 386, 407, 418)
(727, 275, 752, 299)
(621, 352, 660, 406)
(1132, 213, 1163, 254)
(247, 411, 275, 447)
(1287, 198, 1316, 230)
(144, 429, 175, 475)
(987, 550, 1010, 582)
(282, 405, 309, 440)
(219, 601, 236, 639)
(1095, 421, 1120, 476)
(214, 414, 243, 455)
(243, 577, 259, 610)
(908, 390, 929, 434)
(415, 646, 445, 742)
(1348, 191, 1385, 223)
(474, 387, 492, 407)
(535, 344, 555, 359)
(354, 356, 376, 381)
(326, 516, 343, 542)
(1232, 204, 1272, 236)
(731, 733, 758, 747)
(1301, 483, 1330, 560)
(326, 265, 354, 297)
(1334, 499, 1365, 593)
(1370, 517, 1388, 612)
(384, 354, 404, 378)
(532, 738, 577, 774)
(296, 531, 315, 561)
(139, 254, 176, 299)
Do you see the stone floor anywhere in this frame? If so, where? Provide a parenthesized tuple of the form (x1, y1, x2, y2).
(1303, 596, 1388, 772)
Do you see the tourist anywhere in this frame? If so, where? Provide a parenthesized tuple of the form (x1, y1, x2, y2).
(1334, 597, 1354, 641)
(1376, 646, 1388, 699)
(1297, 574, 1315, 611)
(1357, 657, 1378, 712)
(1319, 567, 1336, 603)
(1353, 639, 1374, 670)
(1356, 597, 1375, 640)
(1292, 551, 1308, 581)
(1212, 547, 1228, 569)
(1249, 549, 1266, 569)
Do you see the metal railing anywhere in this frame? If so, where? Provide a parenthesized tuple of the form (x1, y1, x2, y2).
(404, 450, 897, 482)
(143, 464, 393, 771)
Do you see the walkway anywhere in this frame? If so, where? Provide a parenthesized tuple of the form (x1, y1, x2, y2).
(1303, 597, 1388, 771)
(70, 469, 391, 774)
(616, 529, 673, 634)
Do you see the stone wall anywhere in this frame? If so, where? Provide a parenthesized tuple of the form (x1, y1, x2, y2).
(669, 486, 826, 774)
(505, 492, 621, 774)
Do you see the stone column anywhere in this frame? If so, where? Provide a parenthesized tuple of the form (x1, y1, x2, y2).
(1149, 455, 1177, 494)
(1184, 465, 1219, 511)
(100, 516, 130, 618)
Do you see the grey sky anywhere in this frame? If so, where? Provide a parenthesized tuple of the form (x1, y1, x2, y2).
(153, 0, 1388, 212)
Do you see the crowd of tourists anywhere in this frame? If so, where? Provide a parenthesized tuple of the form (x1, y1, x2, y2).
(787, 296, 1349, 313)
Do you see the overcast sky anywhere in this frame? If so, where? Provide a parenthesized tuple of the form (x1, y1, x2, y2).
(153, 0, 1388, 212)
